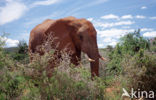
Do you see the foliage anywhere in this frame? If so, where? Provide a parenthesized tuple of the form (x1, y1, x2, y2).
(0, 39, 26, 100)
(17, 40, 28, 54)
(23, 40, 106, 100)
(106, 45, 113, 52)
(122, 50, 156, 94)
(107, 30, 150, 75)
(105, 30, 156, 99)
(0, 30, 156, 100)
(0, 37, 106, 100)
(150, 37, 156, 52)
(9, 40, 29, 63)
(0, 36, 5, 50)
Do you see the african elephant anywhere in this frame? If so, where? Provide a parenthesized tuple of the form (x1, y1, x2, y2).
(29, 16, 105, 77)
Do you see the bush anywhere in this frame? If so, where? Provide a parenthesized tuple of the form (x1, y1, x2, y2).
(11, 40, 29, 62)
(107, 30, 150, 75)
(1, 30, 155, 99)
(150, 37, 156, 52)
(122, 50, 156, 93)
(103, 30, 156, 99)
(0, 37, 106, 100)
(0, 42, 26, 100)
(24, 47, 106, 100)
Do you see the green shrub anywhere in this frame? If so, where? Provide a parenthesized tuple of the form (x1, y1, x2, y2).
(150, 37, 156, 52)
(23, 49, 106, 100)
(107, 30, 150, 75)
(10, 52, 29, 63)
(122, 50, 156, 92)
(0, 44, 26, 100)
(1, 31, 155, 100)
(11, 40, 29, 62)
(0, 36, 106, 100)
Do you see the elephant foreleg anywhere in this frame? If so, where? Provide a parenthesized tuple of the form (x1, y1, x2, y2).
(71, 50, 81, 66)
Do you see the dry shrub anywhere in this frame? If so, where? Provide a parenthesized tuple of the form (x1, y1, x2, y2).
(0, 48, 27, 100)
(122, 50, 156, 96)
(21, 34, 106, 100)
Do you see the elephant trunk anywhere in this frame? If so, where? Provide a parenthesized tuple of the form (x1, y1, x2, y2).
(90, 58, 99, 77)
(87, 47, 100, 77)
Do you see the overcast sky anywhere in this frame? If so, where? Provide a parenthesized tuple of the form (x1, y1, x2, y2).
(0, 0, 156, 47)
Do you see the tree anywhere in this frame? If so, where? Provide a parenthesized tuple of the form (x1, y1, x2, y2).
(11, 40, 29, 61)
(150, 37, 156, 52)
(106, 45, 113, 52)
(107, 30, 150, 75)
(18, 40, 28, 54)
(120, 29, 150, 55)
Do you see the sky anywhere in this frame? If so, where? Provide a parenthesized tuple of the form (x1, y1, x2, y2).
(0, 0, 156, 48)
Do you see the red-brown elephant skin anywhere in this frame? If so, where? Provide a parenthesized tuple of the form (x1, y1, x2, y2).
(29, 16, 104, 78)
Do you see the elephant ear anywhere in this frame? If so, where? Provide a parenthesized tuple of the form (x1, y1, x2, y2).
(69, 19, 88, 35)
(45, 18, 77, 54)
(68, 19, 82, 32)
(68, 19, 86, 49)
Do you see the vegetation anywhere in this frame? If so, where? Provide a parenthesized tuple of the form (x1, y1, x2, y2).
(105, 30, 156, 99)
(107, 30, 150, 75)
(4, 40, 29, 64)
(0, 36, 105, 100)
(0, 30, 156, 100)
(150, 37, 156, 52)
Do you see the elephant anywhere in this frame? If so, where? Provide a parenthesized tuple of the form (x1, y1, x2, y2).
(29, 16, 105, 77)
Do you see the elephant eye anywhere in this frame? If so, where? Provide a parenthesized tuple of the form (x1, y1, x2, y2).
(79, 35, 83, 41)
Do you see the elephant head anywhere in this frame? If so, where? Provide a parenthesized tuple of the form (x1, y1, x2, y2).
(68, 18, 101, 77)
(29, 16, 105, 77)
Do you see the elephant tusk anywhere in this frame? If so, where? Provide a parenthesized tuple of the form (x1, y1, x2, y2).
(88, 58, 95, 62)
(100, 56, 107, 61)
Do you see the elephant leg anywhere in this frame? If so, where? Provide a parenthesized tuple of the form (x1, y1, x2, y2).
(71, 50, 81, 66)
(46, 61, 55, 77)
(46, 51, 61, 77)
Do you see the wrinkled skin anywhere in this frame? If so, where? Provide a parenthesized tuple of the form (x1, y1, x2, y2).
(29, 16, 101, 77)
